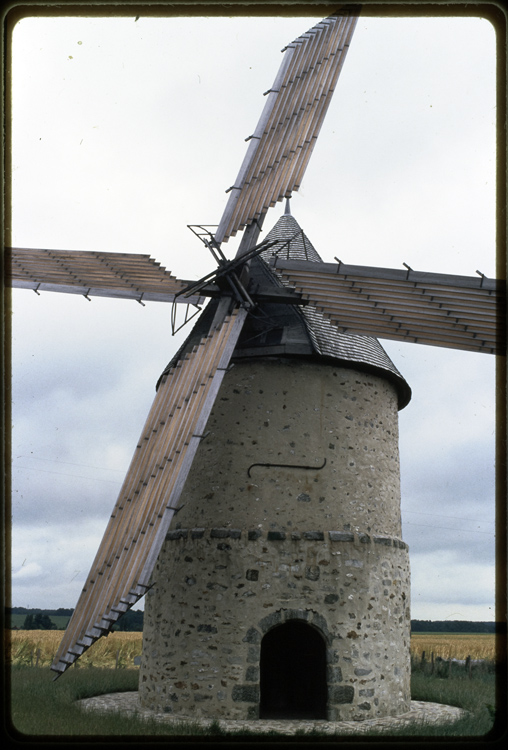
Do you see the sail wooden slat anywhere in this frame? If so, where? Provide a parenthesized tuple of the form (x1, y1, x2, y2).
(214, 8, 359, 243)
(9, 251, 180, 277)
(228, 15, 350, 233)
(90, 324, 230, 624)
(230, 16, 340, 228)
(6, 247, 203, 305)
(9, 247, 180, 274)
(279, 273, 502, 317)
(305, 299, 500, 353)
(301, 287, 500, 327)
(310, 305, 499, 347)
(278, 269, 503, 300)
(277, 275, 503, 328)
(80, 343, 213, 633)
(51, 306, 248, 676)
(9, 249, 181, 276)
(272, 260, 505, 355)
(272, 257, 503, 290)
(53, 312, 244, 664)
(301, 289, 500, 336)
(258, 16, 349, 203)
(54, 345, 207, 647)
(295, 297, 502, 353)
(263, 18, 354, 212)
(80, 318, 238, 629)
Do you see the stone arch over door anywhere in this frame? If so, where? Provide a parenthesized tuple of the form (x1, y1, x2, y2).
(259, 619, 328, 719)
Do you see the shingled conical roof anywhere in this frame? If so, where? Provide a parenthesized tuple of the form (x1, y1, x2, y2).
(235, 205, 411, 408)
(160, 207, 411, 408)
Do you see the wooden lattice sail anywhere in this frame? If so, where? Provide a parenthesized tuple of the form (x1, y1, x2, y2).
(214, 9, 359, 244)
(50, 306, 248, 675)
(272, 257, 505, 355)
(8, 247, 202, 305)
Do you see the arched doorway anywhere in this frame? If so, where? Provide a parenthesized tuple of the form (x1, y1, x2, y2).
(259, 620, 327, 719)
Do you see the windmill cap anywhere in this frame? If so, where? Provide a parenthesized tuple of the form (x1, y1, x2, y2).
(256, 211, 411, 409)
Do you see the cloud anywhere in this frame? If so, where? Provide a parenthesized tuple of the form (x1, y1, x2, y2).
(410, 550, 495, 606)
(11, 562, 43, 581)
(10, 520, 112, 609)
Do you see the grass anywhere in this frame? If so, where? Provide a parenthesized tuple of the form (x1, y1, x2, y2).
(378, 657, 499, 739)
(5, 659, 502, 741)
(4, 631, 504, 740)
(7, 666, 212, 738)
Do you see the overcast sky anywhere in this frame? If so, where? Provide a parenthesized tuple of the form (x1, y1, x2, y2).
(9, 11, 498, 622)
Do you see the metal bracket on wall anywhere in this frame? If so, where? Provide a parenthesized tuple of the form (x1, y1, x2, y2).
(247, 457, 326, 478)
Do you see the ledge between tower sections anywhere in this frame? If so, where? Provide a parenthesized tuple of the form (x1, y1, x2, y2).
(164, 527, 408, 550)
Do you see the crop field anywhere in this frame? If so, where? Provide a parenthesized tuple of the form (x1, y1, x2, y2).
(6, 630, 497, 669)
(7, 630, 143, 669)
(410, 633, 497, 662)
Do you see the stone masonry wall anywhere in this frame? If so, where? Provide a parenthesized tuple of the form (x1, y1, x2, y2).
(169, 358, 403, 536)
(139, 359, 411, 720)
(140, 530, 410, 720)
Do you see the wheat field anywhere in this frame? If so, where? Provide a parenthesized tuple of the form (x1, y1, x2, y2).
(410, 633, 496, 661)
(6, 630, 497, 669)
(7, 631, 143, 669)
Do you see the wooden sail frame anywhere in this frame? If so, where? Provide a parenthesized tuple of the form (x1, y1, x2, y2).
(50, 306, 248, 676)
(214, 9, 359, 244)
(7, 247, 203, 306)
(271, 258, 505, 355)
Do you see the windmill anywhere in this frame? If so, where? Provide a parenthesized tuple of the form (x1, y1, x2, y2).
(7, 9, 503, 721)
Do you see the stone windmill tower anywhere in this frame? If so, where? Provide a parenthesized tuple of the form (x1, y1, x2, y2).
(7, 8, 502, 724)
(139, 202, 412, 721)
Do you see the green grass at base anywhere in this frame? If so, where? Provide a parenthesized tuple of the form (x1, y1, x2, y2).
(7, 667, 208, 737)
(5, 663, 502, 740)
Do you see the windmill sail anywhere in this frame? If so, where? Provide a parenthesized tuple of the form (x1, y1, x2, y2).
(50, 305, 248, 676)
(272, 257, 505, 355)
(214, 7, 360, 244)
(6, 247, 202, 305)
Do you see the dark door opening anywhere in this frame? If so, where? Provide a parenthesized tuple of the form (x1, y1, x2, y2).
(259, 620, 327, 719)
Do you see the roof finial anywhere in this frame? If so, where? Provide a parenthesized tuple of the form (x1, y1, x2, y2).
(285, 197, 291, 215)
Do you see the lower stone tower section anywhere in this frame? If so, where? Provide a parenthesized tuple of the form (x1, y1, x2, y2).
(139, 358, 411, 720)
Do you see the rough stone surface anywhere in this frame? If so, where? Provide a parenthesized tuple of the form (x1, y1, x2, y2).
(78, 693, 467, 734)
(139, 359, 411, 721)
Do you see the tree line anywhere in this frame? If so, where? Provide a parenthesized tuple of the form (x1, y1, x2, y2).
(7, 607, 144, 631)
(410, 620, 497, 634)
(7, 608, 499, 634)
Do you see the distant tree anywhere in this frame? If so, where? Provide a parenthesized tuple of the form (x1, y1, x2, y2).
(113, 609, 144, 632)
(24, 612, 57, 630)
(22, 614, 34, 629)
(41, 613, 56, 629)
